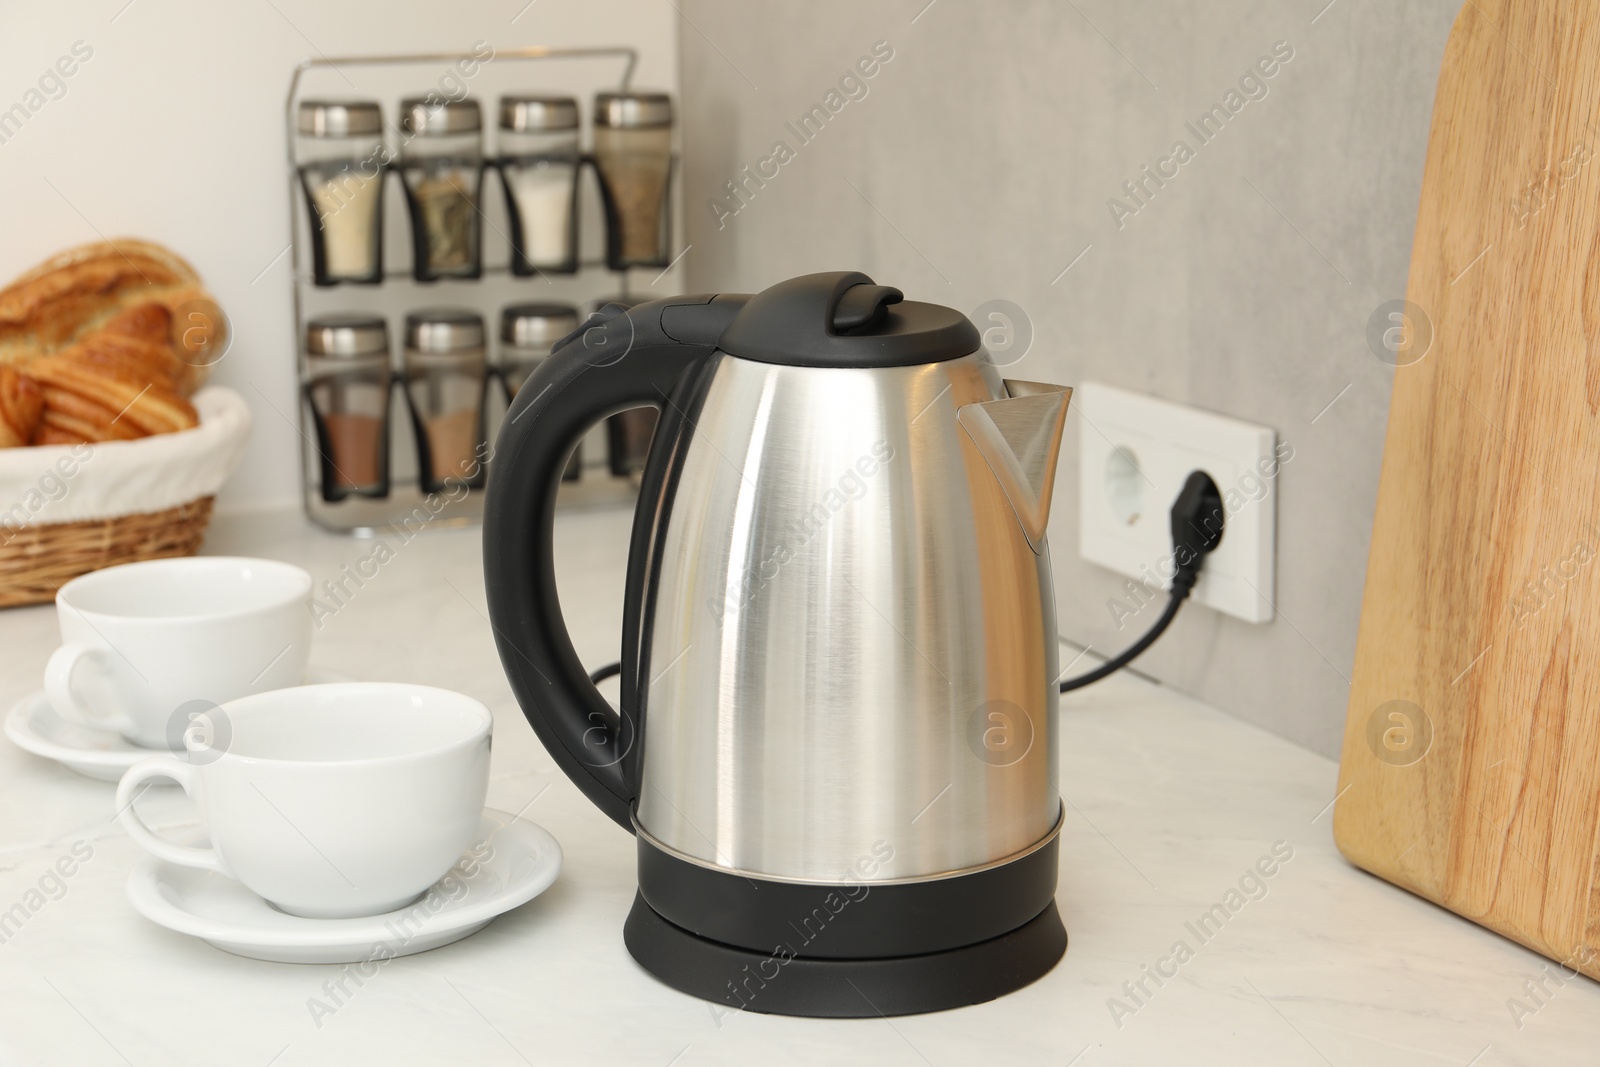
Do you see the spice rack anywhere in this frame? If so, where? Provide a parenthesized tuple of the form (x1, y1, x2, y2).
(284, 46, 682, 535)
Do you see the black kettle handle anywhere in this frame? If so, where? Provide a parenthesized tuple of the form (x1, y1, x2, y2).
(482, 294, 743, 830)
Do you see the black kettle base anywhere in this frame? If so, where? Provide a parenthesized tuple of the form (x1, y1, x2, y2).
(623, 893, 1067, 1018)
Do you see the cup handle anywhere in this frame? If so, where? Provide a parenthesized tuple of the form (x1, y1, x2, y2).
(45, 643, 136, 736)
(115, 757, 228, 874)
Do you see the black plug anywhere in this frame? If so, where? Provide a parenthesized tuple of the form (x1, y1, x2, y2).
(1168, 471, 1224, 599)
(1059, 469, 1226, 694)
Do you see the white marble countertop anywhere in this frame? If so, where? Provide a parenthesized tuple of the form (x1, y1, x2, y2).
(0, 502, 1595, 1067)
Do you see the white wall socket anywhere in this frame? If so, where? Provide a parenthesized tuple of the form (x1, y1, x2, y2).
(1075, 382, 1279, 624)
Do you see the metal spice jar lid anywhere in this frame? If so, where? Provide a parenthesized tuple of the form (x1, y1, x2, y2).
(593, 91, 672, 128)
(400, 98, 483, 136)
(499, 96, 579, 132)
(406, 308, 486, 352)
(501, 303, 579, 349)
(298, 100, 383, 138)
(306, 314, 389, 357)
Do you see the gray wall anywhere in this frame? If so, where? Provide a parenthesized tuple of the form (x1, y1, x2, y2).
(676, 0, 1462, 757)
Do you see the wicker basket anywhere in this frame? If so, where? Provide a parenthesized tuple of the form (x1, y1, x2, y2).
(0, 387, 248, 610)
(0, 497, 214, 608)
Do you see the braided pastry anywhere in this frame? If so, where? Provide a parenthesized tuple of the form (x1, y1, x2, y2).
(26, 342, 197, 442)
(0, 365, 42, 448)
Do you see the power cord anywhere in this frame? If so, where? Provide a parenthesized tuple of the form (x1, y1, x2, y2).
(584, 470, 1225, 696)
(1059, 470, 1224, 692)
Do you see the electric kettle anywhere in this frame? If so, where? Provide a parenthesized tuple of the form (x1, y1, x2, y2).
(483, 271, 1071, 1017)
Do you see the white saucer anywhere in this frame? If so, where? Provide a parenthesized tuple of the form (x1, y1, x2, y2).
(126, 808, 562, 964)
(4, 667, 353, 782)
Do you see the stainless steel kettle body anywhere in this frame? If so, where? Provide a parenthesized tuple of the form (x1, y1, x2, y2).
(484, 272, 1071, 1017)
(636, 352, 1066, 883)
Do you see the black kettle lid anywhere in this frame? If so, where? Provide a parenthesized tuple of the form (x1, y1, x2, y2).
(718, 271, 980, 368)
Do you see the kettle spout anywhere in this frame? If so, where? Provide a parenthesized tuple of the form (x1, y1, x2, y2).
(957, 380, 1072, 553)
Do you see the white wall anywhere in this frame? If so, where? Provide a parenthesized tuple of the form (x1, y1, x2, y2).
(0, 0, 678, 512)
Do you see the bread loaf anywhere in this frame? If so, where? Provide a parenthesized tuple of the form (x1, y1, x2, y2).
(0, 239, 226, 387)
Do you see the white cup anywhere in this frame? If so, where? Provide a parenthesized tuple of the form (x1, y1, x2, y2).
(115, 683, 492, 919)
(47, 557, 313, 749)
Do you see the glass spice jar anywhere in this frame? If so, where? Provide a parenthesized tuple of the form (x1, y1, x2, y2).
(592, 92, 674, 269)
(498, 96, 581, 276)
(304, 314, 392, 502)
(296, 101, 386, 286)
(500, 302, 581, 481)
(404, 309, 488, 493)
(398, 98, 484, 281)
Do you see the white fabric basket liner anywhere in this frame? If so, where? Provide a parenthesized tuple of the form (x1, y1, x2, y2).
(0, 387, 250, 526)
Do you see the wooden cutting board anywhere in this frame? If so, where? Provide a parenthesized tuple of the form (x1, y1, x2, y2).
(1334, 0, 1600, 979)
